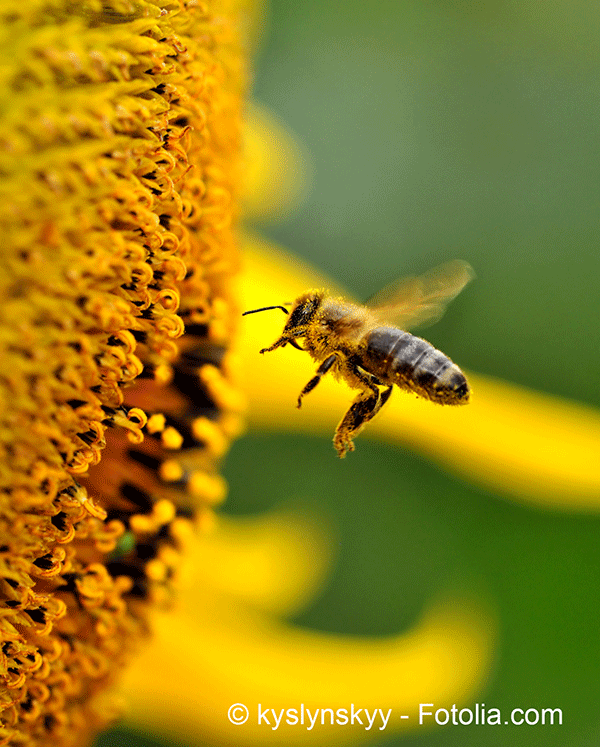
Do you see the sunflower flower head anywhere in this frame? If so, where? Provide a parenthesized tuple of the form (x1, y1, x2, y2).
(0, 0, 245, 744)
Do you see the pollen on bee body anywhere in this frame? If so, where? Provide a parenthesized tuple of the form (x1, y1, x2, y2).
(448, 372, 470, 403)
(429, 364, 470, 404)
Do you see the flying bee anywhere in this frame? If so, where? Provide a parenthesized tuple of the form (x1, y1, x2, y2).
(243, 260, 474, 458)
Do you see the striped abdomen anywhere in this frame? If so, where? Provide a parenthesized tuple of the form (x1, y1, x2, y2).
(362, 326, 469, 405)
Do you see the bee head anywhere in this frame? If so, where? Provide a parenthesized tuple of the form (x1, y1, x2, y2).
(242, 291, 325, 354)
(284, 291, 324, 332)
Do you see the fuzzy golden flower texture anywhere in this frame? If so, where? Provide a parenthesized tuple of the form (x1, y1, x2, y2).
(0, 1, 244, 745)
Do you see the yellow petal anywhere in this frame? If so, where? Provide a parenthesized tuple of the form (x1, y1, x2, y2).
(370, 373, 600, 510)
(238, 236, 600, 509)
(121, 509, 495, 745)
(243, 103, 312, 221)
(184, 507, 335, 617)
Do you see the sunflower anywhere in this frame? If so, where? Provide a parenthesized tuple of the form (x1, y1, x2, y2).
(0, 0, 244, 744)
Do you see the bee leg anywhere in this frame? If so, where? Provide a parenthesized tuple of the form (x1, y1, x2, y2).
(259, 338, 287, 354)
(289, 339, 306, 351)
(333, 365, 393, 457)
(334, 389, 381, 458)
(297, 354, 337, 408)
(333, 364, 382, 457)
(379, 385, 393, 409)
(259, 328, 308, 354)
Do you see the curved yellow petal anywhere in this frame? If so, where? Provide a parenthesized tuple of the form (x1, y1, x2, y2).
(121, 506, 495, 745)
(243, 103, 312, 221)
(371, 373, 600, 510)
(122, 590, 494, 746)
(238, 236, 600, 509)
(183, 506, 335, 617)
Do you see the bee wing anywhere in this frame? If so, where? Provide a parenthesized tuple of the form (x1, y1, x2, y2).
(367, 259, 475, 330)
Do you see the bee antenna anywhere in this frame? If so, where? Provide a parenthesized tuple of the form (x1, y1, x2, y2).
(242, 305, 289, 316)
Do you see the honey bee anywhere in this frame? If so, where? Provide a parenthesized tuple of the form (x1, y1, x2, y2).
(243, 260, 474, 458)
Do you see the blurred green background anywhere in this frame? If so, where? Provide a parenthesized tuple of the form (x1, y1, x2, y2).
(98, 0, 600, 745)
